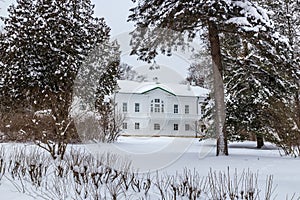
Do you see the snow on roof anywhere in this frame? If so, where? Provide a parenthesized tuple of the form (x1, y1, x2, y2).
(117, 80, 209, 97)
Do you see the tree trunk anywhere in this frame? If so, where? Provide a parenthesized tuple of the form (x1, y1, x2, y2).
(256, 133, 264, 149)
(208, 21, 228, 156)
(295, 90, 300, 126)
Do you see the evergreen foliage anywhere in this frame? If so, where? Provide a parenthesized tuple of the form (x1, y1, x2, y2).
(0, 0, 110, 111)
(128, 0, 277, 155)
(223, 0, 300, 149)
(0, 0, 118, 159)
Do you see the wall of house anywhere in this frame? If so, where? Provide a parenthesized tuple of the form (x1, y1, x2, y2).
(114, 89, 205, 137)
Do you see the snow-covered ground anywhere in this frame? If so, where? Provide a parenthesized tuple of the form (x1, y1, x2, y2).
(0, 136, 300, 199)
(110, 137, 300, 198)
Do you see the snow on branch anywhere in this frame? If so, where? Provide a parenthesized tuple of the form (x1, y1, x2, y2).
(226, 0, 273, 32)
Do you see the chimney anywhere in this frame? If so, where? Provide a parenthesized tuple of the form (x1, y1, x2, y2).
(187, 82, 191, 91)
(153, 77, 159, 84)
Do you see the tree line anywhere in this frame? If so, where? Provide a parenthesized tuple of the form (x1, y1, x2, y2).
(128, 0, 300, 156)
(0, 0, 299, 158)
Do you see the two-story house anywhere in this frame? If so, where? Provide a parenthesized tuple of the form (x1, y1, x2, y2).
(115, 80, 209, 137)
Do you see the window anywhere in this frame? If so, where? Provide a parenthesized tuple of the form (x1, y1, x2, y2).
(201, 105, 205, 115)
(122, 122, 127, 129)
(201, 125, 206, 132)
(185, 124, 190, 131)
(185, 105, 189, 114)
(174, 124, 178, 131)
(150, 99, 164, 113)
(154, 104, 160, 112)
(135, 103, 140, 112)
(174, 104, 178, 113)
(154, 123, 160, 130)
(122, 103, 127, 112)
(135, 122, 140, 130)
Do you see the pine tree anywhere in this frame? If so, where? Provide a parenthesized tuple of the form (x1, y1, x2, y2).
(128, 0, 275, 156)
(265, 0, 300, 132)
(222, 0, 299, 148)
(0, 0, 112, 159)
(255, 0, 300, 150)
(223, 32, 296, 147)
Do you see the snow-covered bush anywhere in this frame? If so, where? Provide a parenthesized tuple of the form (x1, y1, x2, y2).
(0, 145, 293, 199)
(72, 99, 124, 143)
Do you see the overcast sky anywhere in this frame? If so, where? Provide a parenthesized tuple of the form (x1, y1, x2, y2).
(0, 0, 135, 35)
(91, 0, 135, 35)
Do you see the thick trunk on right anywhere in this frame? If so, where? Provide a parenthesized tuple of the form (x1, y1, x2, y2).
(208, 21, 228, 156)
(256, 134, 264, 149)
(295, 90, 300, 127)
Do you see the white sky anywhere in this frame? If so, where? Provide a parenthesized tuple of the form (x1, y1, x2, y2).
(91, 0, 135, 35)
(0, 0, 196, 81)
(0, 0, 135, 35)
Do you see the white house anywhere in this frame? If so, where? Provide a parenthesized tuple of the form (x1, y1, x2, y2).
(115, 80, 209, 137)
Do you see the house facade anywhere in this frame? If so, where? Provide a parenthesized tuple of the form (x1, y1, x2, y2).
(115, 80, 209, 137)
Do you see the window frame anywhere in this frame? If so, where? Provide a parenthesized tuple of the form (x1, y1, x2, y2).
(135, 103, 140, 112)
(174, 123, 178, 131)
(135, 122, 140, 130)
(154, 123, 160, 130)
(151, 99, 164, 113)
(154, 104, 160, 112)
(122, 122, 127, 129)
(174, 104, 178, 113)
(122, 102, 127, 112)
(185, 105, 189, 114)
(185, 124, 190, 131)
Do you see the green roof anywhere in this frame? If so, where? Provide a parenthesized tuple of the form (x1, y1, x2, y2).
(141, 86, 176, 96)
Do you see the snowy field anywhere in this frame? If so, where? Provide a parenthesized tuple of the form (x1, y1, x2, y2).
(109, 137, 300, 198)
(0, 136, 300, 199)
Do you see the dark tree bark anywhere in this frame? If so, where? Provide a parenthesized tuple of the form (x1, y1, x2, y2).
(208, 21, 228, 156)
(128, 0, 276, 156)
(256, 133, 264, 149)
(296, 91, 300, 126)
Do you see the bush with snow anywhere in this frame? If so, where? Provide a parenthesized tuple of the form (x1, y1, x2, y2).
(0, 143, 297, 200)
